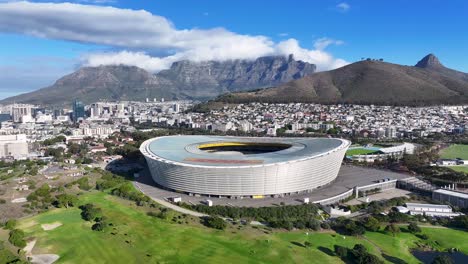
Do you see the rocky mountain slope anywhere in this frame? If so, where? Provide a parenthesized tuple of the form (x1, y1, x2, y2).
(0, 55, 315, 105)
(213, 54, 468, 106)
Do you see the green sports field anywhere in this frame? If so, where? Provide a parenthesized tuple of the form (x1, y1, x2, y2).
(346, 148, 378, 156)
(440, 144, 468, 160)
(17, 191, 468, 264)
(447, 166, 468, 173)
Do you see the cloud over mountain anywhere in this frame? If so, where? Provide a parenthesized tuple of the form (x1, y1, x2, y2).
(0, 1, 348, 72)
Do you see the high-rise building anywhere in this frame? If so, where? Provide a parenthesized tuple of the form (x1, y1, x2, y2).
(11, 104, 33, 122)
(173, 103, 180, 113)
(0, 134, 29, 159)
(73, 100, 86, 122)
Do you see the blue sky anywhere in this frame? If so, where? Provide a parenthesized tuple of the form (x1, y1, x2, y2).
(0, 0, 467, 99)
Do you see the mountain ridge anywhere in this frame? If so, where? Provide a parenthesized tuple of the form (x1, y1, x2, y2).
(1, 55, 316, 106)
(209, 54, 468, 106)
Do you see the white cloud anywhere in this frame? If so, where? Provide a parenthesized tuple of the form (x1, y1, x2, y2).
(83, 51, 176, 72)
(276, 39, 347, 70)
(337, 2, 350, 12)
(0, 1, 348, 72)
(313, 37, 344, 50)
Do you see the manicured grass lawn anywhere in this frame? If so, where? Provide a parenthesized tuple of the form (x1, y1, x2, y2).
(447, 166, 468, 173)
(346, 148, 378, 156)
(440, 144, 468, 160)
(17, 191, 468, 264)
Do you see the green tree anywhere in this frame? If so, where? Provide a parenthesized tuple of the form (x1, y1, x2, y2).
(334, 245, 348, 257)
(203, 216, 226, 230)
(54, 194, 78, 208)
(407, 222, 421, 234)
(8, 229, 26, 248)
(4, 219, 17, 230)
(80, 203, 102, 221)
(384, 224, 400, 236)
(363, 216, 380, 231)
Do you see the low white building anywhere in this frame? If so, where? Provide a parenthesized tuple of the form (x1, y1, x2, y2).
(0, 134, 29, 159)
(404, 202, 462, 217)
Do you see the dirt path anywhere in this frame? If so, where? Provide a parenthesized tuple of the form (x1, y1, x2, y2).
(362, 235, 384, 253)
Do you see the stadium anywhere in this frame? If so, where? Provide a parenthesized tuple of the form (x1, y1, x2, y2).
(140, 135, 351, 198)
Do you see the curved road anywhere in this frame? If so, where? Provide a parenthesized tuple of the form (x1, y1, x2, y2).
(133, 181, 208, 217)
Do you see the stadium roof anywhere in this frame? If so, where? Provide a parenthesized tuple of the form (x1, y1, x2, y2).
(144, 135, 349, 167)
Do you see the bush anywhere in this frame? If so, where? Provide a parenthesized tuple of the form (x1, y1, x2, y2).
(384, 224, 400, 236)
(306, 218, 321, 231)
(75, 177, 91, 191)
(92, 222, 104, 231)
(408, 222, 421, 234)
(9, 229, 26, 248)
(203, 216, 226, 230)
(4, 219, 17, 230)
(54, 194, 78, 208)
(321, 222, 330, 230)
(334, 245, 348, 257)
(80, 203, 102, 221)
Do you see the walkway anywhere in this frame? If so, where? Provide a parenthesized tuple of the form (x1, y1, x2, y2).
(134, 181, 208, 217)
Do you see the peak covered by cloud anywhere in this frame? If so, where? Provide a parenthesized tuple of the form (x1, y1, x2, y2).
(0, 1, 348, 72)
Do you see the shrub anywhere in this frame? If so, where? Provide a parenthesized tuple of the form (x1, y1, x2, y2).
(54, 194, 78, 208)
(4, 219, 17, 230)
(408, 222, 421, 234)
(334, 245, 348, 257)
(203, 216, 226, 230)
(384, 224, 400, 236)
(91, 222, 104, 231)
(80, 203, 102, 221)
(9, 229, 26, 248)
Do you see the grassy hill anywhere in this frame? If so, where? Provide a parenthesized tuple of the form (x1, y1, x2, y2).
(14, 191, 468, 263)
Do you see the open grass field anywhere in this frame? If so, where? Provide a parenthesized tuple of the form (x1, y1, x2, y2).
(346, 148, 378, 156)
(16, 191, 468, 264)
(447, 166, 468, 173)
(440, 144, 468, 160)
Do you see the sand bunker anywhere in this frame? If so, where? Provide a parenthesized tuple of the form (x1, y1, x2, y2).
(24, 239, 37, 255)
(24, 238, 60, 264)
(41, 222, 62, 231)
(30, 254, 60, 264)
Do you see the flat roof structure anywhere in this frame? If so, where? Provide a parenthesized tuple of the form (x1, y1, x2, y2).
(433, 189, 468, 199)
(145, 135, 345, 167)
(141, 136, 350, 196)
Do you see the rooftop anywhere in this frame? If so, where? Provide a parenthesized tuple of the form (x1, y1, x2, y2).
(143, 135, 349, 167)
(405, 203, 452, 209)
(433, 189, 468, 199)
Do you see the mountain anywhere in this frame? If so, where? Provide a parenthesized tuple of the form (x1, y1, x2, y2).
(211, 54, 468, 106)
(0, 55, 316, 105)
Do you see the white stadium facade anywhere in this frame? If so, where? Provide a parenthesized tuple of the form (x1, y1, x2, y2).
(140, 135, 350, 198)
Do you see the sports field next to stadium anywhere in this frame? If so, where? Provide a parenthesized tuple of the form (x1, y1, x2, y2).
(440, 144, 468, 160)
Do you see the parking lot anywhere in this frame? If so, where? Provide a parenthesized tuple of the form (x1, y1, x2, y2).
(134, 165, 412, 208)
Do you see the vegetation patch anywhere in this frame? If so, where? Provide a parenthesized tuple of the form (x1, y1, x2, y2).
(14, 191, 468, 263)
(440, 144, 468, 160)
(346, 148, 378, 156)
